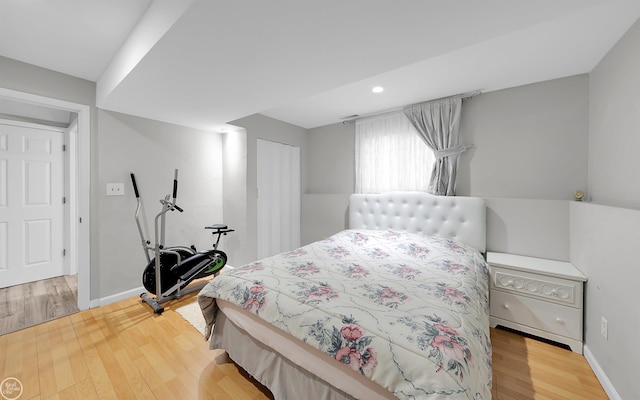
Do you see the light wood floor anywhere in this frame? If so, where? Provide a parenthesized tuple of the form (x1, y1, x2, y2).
(490, 328, 607, 400)
(0, 292, 607, 400)
(0, 275, 79, 336)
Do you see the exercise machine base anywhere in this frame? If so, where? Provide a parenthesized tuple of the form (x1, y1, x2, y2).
(140, 278, 210, 314)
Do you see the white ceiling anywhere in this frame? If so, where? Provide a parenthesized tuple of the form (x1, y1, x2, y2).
(1, 0, 639, 131)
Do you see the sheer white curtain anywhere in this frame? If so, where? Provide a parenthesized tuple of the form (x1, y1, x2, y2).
(257, 139, 300, 259)
(355, 111, 435, 193)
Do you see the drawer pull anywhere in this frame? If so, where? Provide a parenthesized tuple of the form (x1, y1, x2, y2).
(555, 317, 564, 324)
(503, 304, 510, 310)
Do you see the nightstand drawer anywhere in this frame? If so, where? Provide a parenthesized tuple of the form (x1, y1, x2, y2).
(490, 290, 582, 340)
(490, 266, 583, 308)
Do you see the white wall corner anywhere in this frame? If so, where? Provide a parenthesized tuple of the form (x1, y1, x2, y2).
(584, 345, 622, 400)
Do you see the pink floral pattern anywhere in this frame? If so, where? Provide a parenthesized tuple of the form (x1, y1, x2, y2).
(200, 229, 491, 400)
(334, 325, 377, 374)
(326, 245, 350, 259)
(233, 261, 265, 275)
(434, 282, 472, 308)
(231, 281, 268, 315)
(438, 260, 470, 275)
(305, 317, 378, 374)
(293, 282, 339, 305)
(382, 230, 402, 240)
(285, 248, 308, 258)
(384, 263, 422, 280)
(288, 261, 321, 277)
(340, 263, 370, 279)
(444, 239, 467, 254)
(366, 247, 389, 259)
(361, 284, 409, 308)
(347, 231, 369, 245)
(399, 315, 474, 382)
(400, 243, 431, 259)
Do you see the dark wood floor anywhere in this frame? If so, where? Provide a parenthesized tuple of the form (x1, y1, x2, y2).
(0, 275, 79, 336)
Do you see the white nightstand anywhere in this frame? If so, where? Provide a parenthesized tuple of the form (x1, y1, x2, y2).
(487, 252, 587, 354)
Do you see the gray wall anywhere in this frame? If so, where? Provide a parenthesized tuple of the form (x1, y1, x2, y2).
(571, 18, 640, 400)
(460, 75, 588, 261)
(222, 129, 248, 268)
(307, 121, 354, 194)
(96, 110, 223, 298)
(570, 203, 639, 400)
(230, 114, 308, 266)
(0, 56, 95, 106)
(589, 19, 640, 208)
(457, 75, 589, 200)
(303, 122, 355, 244)
(302, 76, 589, 261)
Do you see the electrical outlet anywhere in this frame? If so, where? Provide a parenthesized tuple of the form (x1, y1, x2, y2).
(600, 316, 608, 340)
(106, 183, 125, 196)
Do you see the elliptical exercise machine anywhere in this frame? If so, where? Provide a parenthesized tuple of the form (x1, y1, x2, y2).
(131, 169, 233, 314)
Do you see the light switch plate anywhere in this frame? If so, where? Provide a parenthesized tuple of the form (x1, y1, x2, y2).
(106, 183, 125, 196)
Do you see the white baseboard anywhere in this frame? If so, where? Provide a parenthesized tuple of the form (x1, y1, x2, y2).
(90, 286, 146, 308)
(88, 271, 225, 309)
(584, 345, 620, 400)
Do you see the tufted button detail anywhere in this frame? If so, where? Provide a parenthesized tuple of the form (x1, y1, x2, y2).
(348, 192, 485, 252)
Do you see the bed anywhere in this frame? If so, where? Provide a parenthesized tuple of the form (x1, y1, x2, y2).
(198, 191, 491, 400)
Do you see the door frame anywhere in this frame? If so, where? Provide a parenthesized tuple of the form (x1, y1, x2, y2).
(0, 88, 91, 310)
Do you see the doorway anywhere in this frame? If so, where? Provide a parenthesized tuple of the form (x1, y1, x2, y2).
(0, 88, 91, 311)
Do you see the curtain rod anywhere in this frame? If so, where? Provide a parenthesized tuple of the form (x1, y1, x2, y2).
(341, 90, 481, 124)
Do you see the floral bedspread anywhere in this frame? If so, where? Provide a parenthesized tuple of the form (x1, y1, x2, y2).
(198, 229, 491, 400)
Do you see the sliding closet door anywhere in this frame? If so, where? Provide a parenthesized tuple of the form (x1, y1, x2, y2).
(257, 139, 300, 259)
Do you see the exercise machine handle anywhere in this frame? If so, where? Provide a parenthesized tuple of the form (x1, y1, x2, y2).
(171, 169, 183, 212)
(130, 173, 140, 198)
(131, 172, 151, 262)
(172, 169, 178, 201)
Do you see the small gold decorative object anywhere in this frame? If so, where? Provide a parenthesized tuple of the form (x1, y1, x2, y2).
(574, 191, 584, 201)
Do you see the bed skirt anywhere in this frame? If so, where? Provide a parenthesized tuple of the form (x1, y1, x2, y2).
(211, 301, 396, 400)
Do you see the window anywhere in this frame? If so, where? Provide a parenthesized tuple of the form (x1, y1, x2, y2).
(355, 111, 435, 193)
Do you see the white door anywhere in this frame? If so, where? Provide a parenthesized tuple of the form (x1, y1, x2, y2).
(257, 139, 300, 259)
(0, 122, 64, 288)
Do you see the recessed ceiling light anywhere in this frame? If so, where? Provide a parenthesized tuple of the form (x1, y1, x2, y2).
(372, 86, 384, 93)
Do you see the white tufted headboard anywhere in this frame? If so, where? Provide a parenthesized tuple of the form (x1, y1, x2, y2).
(349, 192, 486, 253)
